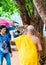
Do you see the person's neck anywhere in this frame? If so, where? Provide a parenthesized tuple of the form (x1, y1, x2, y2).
(0, 32, 5, 36)
(27, 33, 32, 36)
(27, 32, 33, 35)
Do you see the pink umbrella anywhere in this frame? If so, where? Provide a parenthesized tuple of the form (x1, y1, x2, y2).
(0, 19, 14, 26)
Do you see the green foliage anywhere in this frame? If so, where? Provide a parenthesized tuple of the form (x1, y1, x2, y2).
(0, 0, 20, 18)
(25, 0, 34, 17)
(25, 0, 46, 17)
(44, 1, 46, 7)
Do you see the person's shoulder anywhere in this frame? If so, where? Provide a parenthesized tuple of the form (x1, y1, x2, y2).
(5, 33, 9, 38)
(33, 35, 39, 40)
(5, 33, 9, 35)
(35, 36, 40, 43)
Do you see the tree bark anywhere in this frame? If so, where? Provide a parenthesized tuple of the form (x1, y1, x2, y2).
(33, 0, 46, 24)
(15, 0, 30, 25)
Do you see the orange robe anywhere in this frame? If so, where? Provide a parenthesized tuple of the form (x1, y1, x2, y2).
(14, 35, 40, 65)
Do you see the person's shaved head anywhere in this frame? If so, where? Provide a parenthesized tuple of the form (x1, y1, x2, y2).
(24, 25, 35, 35)
(26, 25, 35, 35)
(27, 25, 34, 31)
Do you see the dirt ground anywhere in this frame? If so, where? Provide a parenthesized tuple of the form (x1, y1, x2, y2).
(3, 51, 46, 65)
(3, 51, 20, 65)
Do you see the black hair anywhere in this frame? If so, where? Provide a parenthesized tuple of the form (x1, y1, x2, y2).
(0, 25, 6, 29)
(17, 30, 20, 33)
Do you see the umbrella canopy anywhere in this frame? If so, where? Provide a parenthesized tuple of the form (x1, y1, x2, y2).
(0, 18, 14, 26)
(7, 26, 15, 31)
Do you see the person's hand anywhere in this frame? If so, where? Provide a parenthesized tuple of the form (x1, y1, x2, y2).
(11, 53, 13, 57)
(10, 41, 15, 45)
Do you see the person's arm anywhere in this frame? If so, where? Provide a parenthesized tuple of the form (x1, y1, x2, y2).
(7, 34, 13, 56)
(8, 41, 13, 57)
(8, 41, 12, 53)
(37, 37, 42, 52)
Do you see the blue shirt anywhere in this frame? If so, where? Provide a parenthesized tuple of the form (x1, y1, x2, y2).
(0, 33, 10, 54)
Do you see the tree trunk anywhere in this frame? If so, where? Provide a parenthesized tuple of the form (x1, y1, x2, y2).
(33, 0, 46, 24)
(15, 0, 46, 64)
(15, 0, 44, 35)
(15, 0, 30, 25)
